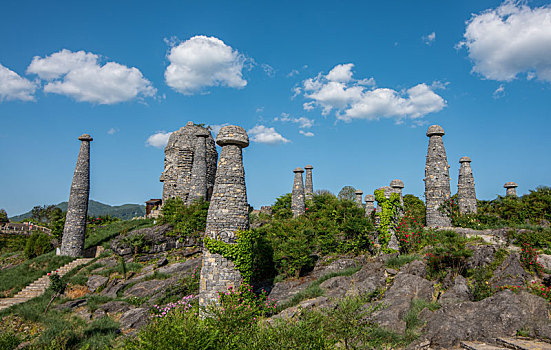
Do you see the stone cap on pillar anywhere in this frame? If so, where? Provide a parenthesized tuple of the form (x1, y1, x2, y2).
(426, 125, 445, 137)
(216, 125, 249, 148)
(459, 156, 472, 163)
(304, 164, 313, 170)
(504, 182, 518, 189)
(186, 121, 194, 126)
(78, 134, 93, 142)
(293, 167, 304, 173)
(365, 194, 375, 202)
(390, 179, 404, 188)
(355, 189, 363, 195)
(195, 128, 210, 138)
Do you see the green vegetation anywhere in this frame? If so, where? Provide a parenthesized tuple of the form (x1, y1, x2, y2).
(403, 195, 426, 226)
(257, 192, 373, 278)
(374, 189, 402, 253)
(385, 254, 420, 269)
(424, 230, 472, 280)
(85, 218, 154, 249)
(0, 252, 74, 297)
(158, 197, 209, 236)
(24, 232, 53, 258)
(403, 299, 440, 340)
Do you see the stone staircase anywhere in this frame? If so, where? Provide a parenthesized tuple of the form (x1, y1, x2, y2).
(0, 258, 93, 311)
(461, 337, 551, 350)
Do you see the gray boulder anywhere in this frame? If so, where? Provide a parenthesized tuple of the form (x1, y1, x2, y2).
(119, 308, 149, 330)
(439, 275, 470, 305)
(87, 275, 108, 293)
(490, 253, 529, 288)
(419, 290, 551, 349)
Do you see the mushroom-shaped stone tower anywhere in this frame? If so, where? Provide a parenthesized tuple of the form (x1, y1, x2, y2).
(458, 157, 477, 214)
(199, 125, 250, 309)
(60, 134, 93, 257)
(424, 125, 452, 228)
(355, 189, 364, 207)
(187, 128, 210, 204)
(291, 167, 306, 217)
(504, 182, 518, 197)
(365, 194, 375, 217)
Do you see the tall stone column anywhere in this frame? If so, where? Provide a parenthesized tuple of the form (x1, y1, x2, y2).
(304, 165, 314, 201)
(365, 194, 375, 217)
(355, 189, 364, 207)
(390, 179, 405, 213)
(458, 157, 477, 214)
(187, 129, 209, 204)
(424, 125, 452, 228)
(199, 126, 249, 309)
(504, 182, 518, 197)
(60, 134, 93, 257)
(291, 167, 305, 217)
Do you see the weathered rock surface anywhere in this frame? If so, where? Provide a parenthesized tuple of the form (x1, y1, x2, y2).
(401, 259, 427, 279)
(87, 275, 108, 293)
(418, 290, 551, 349)
(439, 275, 470, 305)
(369, 273, 434, 333)
(466, 244, 498, 270)
(119, 308, 149, 330)
(123, 279, 173, 298)
(489, 253, 529, 288)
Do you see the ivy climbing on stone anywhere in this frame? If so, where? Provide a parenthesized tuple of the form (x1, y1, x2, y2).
(374, 189, 402, 253)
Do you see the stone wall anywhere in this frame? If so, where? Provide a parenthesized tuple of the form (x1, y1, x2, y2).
(160, 122, 217, 204)
(424, 125, 452, 228)
(291, 168, 305, 217)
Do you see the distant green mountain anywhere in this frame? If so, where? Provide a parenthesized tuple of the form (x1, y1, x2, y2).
(10, 200, 146, 221)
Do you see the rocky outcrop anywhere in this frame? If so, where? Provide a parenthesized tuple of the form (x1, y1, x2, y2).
(419, 290, 551, 348)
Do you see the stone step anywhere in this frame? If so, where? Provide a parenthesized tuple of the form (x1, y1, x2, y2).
(461, 341, 509, 350)
(496, 338, 551, 350)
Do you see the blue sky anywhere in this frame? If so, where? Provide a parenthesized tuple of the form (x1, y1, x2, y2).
(1, 0, 550, 216)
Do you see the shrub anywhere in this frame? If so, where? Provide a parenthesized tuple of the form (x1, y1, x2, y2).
(424, 230, 472, 280)
(395, 214, 424, 254)
(24, 232, 52, 258)
(519, 242, 544, 277)
(403, 194, 426, 226)
(159, 198, 209, 236)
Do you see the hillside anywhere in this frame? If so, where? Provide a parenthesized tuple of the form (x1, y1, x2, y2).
(10, 200, 145, 221)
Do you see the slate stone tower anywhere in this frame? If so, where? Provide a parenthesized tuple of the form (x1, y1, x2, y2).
(390, 179, 405, 212)
(291, 167, 306, 217)
(60, 134, 93, 257)
(199, 125, 249, 309)
(365, 194, 375, 217)
(504, 182, 518, 197)
(457, 157, 477, 214)
(355, 189, 364, 207)
(160, 122, 217, 204)
(424, 125, 452, 228)
(187, 129, 209, 204)
(304, 165, 314, 201)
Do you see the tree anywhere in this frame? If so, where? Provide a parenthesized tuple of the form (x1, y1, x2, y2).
(0, 209, 8, 223)
(403, 194, 426, 225)
(338, 186, 356, 202)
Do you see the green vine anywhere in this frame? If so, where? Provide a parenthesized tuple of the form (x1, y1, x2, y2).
(204, 230, 274, 284)
(374, 190, 402, 253)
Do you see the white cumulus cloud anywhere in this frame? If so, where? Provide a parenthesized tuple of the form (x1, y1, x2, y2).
(26, 49, 156, 104)
(209, 123, 229, 135)
(460, 1, 551, 82)
(146, 131, 173, 148)
(274, 113, 314, 128)
(493, 84, 506, 98)
(0, 64, 37, 102)
(248, 125, 290, 144)
(165, 35, 247, 95)
(299, 130, 315, 137)
(300, 64, 445, 122)
(423, 32, 436, 45)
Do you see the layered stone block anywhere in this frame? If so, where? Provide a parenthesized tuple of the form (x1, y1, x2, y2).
(504, 182, 518, 197)
(291, 167, 305, 217)
(304, 165, 314, 201)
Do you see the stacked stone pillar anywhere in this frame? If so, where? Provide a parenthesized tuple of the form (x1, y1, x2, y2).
(390, 179, 405, 216)
(355, 189, 364, 207)
(187, 129, 209, 204)
(304, 165, 314, 201)
(365, 194, 375, 217)
(424, 125, 452, 228)
(199, 126, 249, 309)
(504, 182, 518, 197)
(60, 134, 93, 257)
(291, 168, 306, 217)
(457, 157, 477, 214)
